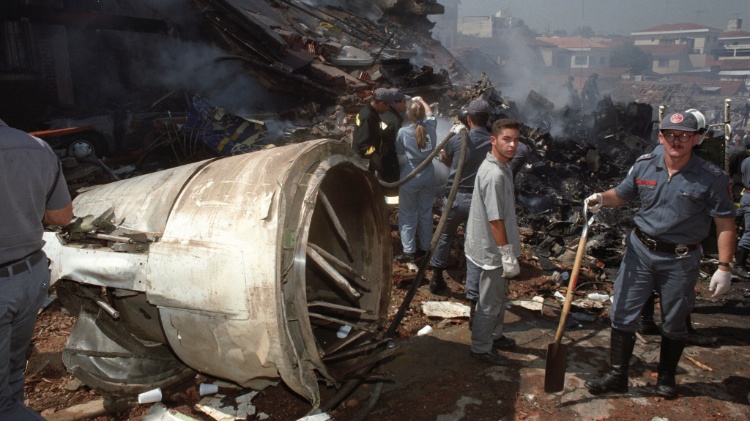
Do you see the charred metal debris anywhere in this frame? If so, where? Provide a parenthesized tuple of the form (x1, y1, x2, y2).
(35, 0, 689, 414)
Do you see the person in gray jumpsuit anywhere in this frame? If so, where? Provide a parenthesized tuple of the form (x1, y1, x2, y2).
(584, 110, 735, 399)
(1, 118, 73, 420)
(465, 119, 522, 365)
(395, 97, 436, 262)
(428, 99, 492, 295)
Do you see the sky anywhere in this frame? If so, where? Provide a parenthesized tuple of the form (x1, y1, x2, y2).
(458, 0, 749, 35)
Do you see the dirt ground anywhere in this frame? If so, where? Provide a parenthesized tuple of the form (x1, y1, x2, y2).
(25, 221, 750, 420)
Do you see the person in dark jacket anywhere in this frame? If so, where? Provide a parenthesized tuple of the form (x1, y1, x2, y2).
(353, 88, 391, 174)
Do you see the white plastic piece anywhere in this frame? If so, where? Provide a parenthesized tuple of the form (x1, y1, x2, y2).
(199, 383, 219, 396)
(137, 387, 163, 404)
(417, 325, 433, 336)
(587, 293, 610, 301)
(336, 324, 352, 338)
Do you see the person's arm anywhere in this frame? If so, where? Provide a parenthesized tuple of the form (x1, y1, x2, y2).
(490, 219, 508, 247)
(44, 202, 73, 226)
(419, 98, 432, 116)
(714, 216, 736, 271)
(599, 188, 628, 207)
(441, 149, 452, 167)
(586, 187, 628, 212)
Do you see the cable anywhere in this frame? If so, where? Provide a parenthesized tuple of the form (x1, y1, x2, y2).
(384, 128, 469, 337)
(378, 129, 456, 189)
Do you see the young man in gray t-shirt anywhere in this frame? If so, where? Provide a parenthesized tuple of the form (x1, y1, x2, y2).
(464, 119, 522, 366)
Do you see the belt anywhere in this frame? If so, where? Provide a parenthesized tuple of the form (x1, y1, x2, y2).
(0, 250, 46, 278)
(633, 227, 699, 257)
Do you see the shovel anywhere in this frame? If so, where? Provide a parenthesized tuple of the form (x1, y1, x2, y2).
(544, 203, 596, 393)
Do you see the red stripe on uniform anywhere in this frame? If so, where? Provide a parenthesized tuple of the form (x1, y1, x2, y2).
(636, 179, 657, 186)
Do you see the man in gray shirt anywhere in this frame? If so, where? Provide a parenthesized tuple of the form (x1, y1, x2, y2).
(465, 119, 522, 366)
(1, 118, 72, 420)
(429, 99, 492, 295)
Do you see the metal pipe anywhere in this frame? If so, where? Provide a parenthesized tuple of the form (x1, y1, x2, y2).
(85, 233, 135, 244)
(306, 246, 363, 298)
(725, 98, 732, 172)
(308, 313, 377, 333)
(308, 300, 372, 314)
(80, 287, 120, 320)
(316, 193, 353, 258)
(308, 243, 368, 285)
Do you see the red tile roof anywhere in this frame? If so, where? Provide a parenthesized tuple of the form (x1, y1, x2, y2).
(719, 30, 750, 38)
(536, 36, 609, 49)
(719, 59, 750, 70)
(633, 23, 717, 33)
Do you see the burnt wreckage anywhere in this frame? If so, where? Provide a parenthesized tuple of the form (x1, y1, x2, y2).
(38, 0, 728, 411)
(39, 0, 462, 407)
(195, 0, 465, 98)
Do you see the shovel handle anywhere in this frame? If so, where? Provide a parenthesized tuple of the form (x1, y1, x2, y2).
(552, 207, 594, 345)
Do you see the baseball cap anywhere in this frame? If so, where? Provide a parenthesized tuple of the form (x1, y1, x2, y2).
(373, 88, 391, 102)
(466, 99, 491, 115)
(660, 111, 699, 132)
(388, 88, 409, 102)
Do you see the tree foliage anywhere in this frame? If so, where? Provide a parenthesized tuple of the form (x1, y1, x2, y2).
(610, 44, 652, 75)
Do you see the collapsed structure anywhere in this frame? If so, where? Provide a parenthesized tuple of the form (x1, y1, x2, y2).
(25, 0, 742, 412)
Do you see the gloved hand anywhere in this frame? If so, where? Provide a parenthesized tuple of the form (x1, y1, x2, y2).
(499, 244, 520, 279)
(586, 193, 603, 214)
(450, 123, 467, 135)
(411, 96, 422, 103)
(709, 269, 732, 297)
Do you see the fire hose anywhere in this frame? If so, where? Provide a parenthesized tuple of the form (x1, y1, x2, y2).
(317, 128, 470, 417)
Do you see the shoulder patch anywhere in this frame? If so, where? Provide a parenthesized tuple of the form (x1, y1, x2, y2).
(635, 152, 655, 162)
(702, 160, 722, 177)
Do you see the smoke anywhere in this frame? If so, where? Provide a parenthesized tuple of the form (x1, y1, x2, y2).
(62, 1, 299, 116)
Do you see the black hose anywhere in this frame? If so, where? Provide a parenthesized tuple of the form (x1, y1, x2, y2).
(317, 129, 470, 416)
(384, 128, 469, 337)
(379, 130, 456, 189)
(349, 368, 384, 421)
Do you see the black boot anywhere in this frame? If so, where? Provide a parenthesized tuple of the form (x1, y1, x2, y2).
(685, 313, 718, 347)
(637, 293, 661, 335)
(585, 328, 636, 394)
(732, 247, 750, 279)
(656, 335, 686, 399)
(429, 269, 447, 293)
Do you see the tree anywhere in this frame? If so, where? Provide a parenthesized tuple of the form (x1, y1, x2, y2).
(610, 44, 652, 75)
(573, 26, 596, 38)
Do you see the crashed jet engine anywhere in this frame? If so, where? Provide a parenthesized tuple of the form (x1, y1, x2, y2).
(42, 139, 392, 405)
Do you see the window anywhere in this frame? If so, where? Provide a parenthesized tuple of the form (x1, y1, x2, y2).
(599, 57, 605, 65)
(658, 58, 669, 67)
(1, 20, 36, 73)
(574, 55, 587, 66)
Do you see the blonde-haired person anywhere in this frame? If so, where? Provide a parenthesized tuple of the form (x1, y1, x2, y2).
(394, 97, 436, 263)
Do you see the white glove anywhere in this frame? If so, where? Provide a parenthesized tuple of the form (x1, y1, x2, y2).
(411, 96, 422, 103)
(499, 244, 520, 279)
(450, 123, 467, 135)
(586, 193, 603, 214)
(709, 269, 732, 297)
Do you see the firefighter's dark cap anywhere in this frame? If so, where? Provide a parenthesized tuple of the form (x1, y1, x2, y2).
(660, 111, 699, 132)
(373, 88, 391, 102)
(466, 99, 491, 115)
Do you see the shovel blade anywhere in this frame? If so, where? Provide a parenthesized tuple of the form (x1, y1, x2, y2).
(544, 342, 569, 393)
